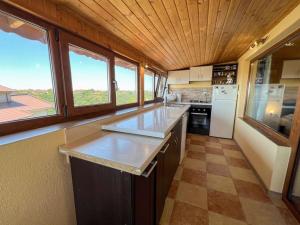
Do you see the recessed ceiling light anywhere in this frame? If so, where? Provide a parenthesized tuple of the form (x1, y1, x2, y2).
(145, 64, 149, 68)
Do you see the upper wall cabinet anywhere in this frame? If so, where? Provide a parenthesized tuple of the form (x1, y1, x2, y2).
(282, 60, 300, 79)
(190, 66, 213, 82)
(167, 70, 190, 84)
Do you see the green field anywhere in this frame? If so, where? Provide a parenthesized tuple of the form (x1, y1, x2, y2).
(16, 89, 154, 107)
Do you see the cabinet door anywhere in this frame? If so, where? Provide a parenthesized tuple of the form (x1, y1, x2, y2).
(135, 162, 156, 225)
(156, 150, 166, 225)
(70, 157, 133, 225)
(190, 67, 200, 81)
(200, 66, 213, 81)
(168, 70, 189, 84)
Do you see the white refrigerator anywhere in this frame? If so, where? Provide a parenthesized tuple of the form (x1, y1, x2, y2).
(209, 85, 238, 139)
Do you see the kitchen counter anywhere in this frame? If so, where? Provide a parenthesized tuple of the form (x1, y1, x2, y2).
(59, 132, 171, 175)
(59, 105, 189, 175)
(102, 105, 190, 138)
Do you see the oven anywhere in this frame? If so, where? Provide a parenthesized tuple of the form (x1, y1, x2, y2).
(188, 105, 211, 135)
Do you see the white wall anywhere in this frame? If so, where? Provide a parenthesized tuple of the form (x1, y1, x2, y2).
(234, 3, 300, 193)
(0, 130, 76, 225)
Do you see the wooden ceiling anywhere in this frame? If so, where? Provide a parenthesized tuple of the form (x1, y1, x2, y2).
(49, 0, 300, 70)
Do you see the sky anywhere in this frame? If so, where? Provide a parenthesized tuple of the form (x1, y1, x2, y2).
(0, 28, 153, 91)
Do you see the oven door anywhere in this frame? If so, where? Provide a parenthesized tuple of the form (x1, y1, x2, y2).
(188, 111, 210, 135)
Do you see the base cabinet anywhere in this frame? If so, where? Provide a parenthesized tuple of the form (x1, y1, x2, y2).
(70, 119, 182, 225)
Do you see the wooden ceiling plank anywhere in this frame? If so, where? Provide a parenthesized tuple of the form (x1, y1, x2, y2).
(198, 0, 209, 64)
(148, 0, 190, 67)
(207, 0, 231, 63)
(204, 0, 220, 64)
(46, 0, 300, 70)
(107, 0, 180, 66)
(72, 0, 169, 64)
(134, 0, 188, 69)
(186, 0, 201, 65)
(61, 0, 168, 66)
(151, 0, 189, 66)
(121, 0, 179, 69)
(93, 0, 176, 66)
(213, 0, 251, 62)
(220, 0, 267, 60)
(115, 0, 183, 67)
(174, 0, 198, 66)
(161, 0, 194, 67)
(234, 0, 300, 59)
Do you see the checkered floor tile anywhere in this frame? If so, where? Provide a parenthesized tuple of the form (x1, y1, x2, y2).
(159, 134, 299, 225)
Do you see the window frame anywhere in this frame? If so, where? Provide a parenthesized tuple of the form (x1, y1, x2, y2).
(0, 3, 66, 136)
(155, 73, 168, 101)
(243, 30, 300, 146)
(59, 31, 116, 117)
(144, 68, 156, 104)
(114, 54, 140, 110)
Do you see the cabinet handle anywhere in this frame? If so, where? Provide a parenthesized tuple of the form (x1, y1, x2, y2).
(160, 143, 170, 154)
(142, 161, 157, 178)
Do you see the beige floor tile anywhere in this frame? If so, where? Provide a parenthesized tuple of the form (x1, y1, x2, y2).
(176, 181, 208, 210)
(229, 166, 259, 184)
(218, 139, 237, 145)
(240, 197, 286, 225)
(206, 154, 227, 165)
(190, 135, 207, 141)
(209, 212, 247, 225)
(207, 174, 237, 195)
(183, 158, 206, 171)
(170, 201, 209, 225)
(174, 166, 183, 181)
(188, 144, 206, 152)
(223, 149, 245, 159)
(160, 198, 175, 224)
(205, 142, 222, 149)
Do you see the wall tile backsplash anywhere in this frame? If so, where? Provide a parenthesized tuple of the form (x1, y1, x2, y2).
(169, 87, 212, 103)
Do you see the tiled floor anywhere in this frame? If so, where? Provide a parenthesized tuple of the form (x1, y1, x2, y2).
(160, 134, 299, 225)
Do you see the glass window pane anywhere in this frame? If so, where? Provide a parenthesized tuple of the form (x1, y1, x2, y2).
(115, 58, 138, 106)
(0, 11, 57, 123)
(157, 76, 167, 98)
(245, 37, 300, 137)
(144, 69, 154, 101)
(69, 45, 110, 107)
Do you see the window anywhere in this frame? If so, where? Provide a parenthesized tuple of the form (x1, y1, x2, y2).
(68, 45, 110, 107)
(59, 31, 114, 116)
(245, 34, 300, 138)
(157, 75, 167, 98)
(114, 57, 138, 106)
(144, 69, 155, 102)
(0, 10, 58, 124)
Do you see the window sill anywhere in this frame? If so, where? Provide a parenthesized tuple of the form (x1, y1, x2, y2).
(0, 103, 162, 147)
(240, 116, 290, 147)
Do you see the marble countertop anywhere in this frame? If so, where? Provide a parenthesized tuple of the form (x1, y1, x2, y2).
(59, 132, 170, 175)
(102, 105, 190, 138)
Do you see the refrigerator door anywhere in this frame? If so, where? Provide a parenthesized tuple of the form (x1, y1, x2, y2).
(210, 85, 238, 139)
(212, 85, 238, 100)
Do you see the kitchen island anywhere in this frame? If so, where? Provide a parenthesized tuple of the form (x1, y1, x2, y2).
(59, 105, 189, 225)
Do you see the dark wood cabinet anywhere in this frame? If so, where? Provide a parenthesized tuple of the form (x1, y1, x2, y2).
(70, 119, 182, 225)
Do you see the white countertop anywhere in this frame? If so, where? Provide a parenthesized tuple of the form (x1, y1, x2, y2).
(102, 105, 190, 138)
(59, 132, 170, 175)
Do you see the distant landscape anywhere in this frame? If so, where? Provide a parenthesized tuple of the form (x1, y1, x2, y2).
(16, 89, 153, 106)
